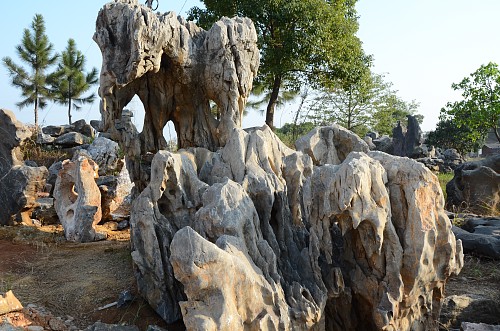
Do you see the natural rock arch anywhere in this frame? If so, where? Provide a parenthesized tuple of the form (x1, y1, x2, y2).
(94, 0, 259, 161)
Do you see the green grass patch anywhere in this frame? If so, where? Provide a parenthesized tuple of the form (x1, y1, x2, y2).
(437, 172, 454, 201)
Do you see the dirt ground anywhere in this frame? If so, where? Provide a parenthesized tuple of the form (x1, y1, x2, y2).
(1, 224, 499, 330)
(0, 224, 171, 330)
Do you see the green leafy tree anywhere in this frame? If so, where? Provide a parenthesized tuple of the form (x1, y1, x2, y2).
(50, 39, 98, 125)
(426, 118, 481, 155)
(2, 14, 58, 128)
(306, 72, 386, 136)
(442, 62, 500, 144)
(304, 72, 421, 137)
(188, 0, 370, 129)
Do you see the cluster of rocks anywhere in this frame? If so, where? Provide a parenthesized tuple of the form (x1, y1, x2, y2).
(91, 1, 467, 329)
(450, 213, 500, 259)
(37, 119, 94, 149)
(0, 108, 133, 242)
(365, 117, 465, 173)
(440, 294, 500, 330)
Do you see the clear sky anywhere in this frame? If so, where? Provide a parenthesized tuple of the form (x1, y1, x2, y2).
(1, 1, 499, 132)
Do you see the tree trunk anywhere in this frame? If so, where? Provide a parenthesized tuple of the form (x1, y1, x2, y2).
(68, 82, 72, 125)
(494, 126, 500, 144)
(266, 75, 282, 130)
(34, 97, 39, 132)
(68, 101, 72, 125)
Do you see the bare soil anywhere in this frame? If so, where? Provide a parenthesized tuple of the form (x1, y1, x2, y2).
(1, 224, 499, 330)
(0, 224, 170, 330)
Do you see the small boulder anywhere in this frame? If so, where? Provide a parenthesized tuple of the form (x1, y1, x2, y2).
(0, 291, 23, 315)
(42, 125, 68, 137)
(87, 137, 121, 175)
(54, 132, 91, 148)
(71, 119, 94, 138)
(31, 197, 59, 225)
(440, 294, 500, 328)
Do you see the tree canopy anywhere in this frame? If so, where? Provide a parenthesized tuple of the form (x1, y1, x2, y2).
(441, 62, 500, 144)
(425, 118, 481, 155)
(50, 39, 98, 125)
(304, 72, 421, 137)
(2, 14, 58, 128)
(188, 0, 370, 129)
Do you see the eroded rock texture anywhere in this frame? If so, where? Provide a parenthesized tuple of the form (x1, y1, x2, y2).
(0, 109, 48, 225)
(94, 2, 463, 329)
(53, 155, 103, 242)
(446, 154, 500, 215)
(130, 125, 464, 330)
(94, 0, 259, 168)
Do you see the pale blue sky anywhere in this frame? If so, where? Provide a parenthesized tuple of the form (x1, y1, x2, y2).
(1, 1, 499, 132)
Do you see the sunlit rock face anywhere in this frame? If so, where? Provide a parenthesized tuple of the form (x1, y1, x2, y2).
(95, 2, 463, 330)
(94, 0, 259, 161)
(129, 125, 463, 330)
(53, 155, 102, 242)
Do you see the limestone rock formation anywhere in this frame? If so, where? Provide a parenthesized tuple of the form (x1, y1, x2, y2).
(97, 162, 135, 222)
(53, 154, 103, 242)
(0, 109, 48, 225)
(94, 2, 463, 329)
(94, 0, 259, 166)
(129, 125, 463, 330)
(446, 154, 500, 215)
(87, 136, 121, 176)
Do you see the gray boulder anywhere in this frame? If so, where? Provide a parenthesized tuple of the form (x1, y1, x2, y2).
(42, 125, 68, 137)
(31, 197, 59, 225)
(0, 109, 48, 225)
(446, 154, 500, 215)
(71, 119, 94, 138)
(461, 323, 500, 331)
(87, 136, 121, 175)
(54, 132, 91, 147)
(84, 322, 139, 331)
(440, 294, 500, 328)
(452, 226, 500, 259)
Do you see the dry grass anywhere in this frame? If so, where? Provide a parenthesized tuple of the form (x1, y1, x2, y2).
(21, 131, 70, 168)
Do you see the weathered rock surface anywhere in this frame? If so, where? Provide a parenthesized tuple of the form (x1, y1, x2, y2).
(87, 136, 121, 175)
(461, 323, 500, 331)
(95, 3, 463, 330)
(129, 125, 463, 330)
(31, 197, 59, 225)
(446, 154, 500, 215)
(0, 109, 48, 225)
(83, 322, 139, 331)
(97, 162, 134, 222)
(54, 132, 91, 147)
(440, 294, 500, 328)
(53, 155, 103, 242)
(94, 0, 259, 166)
(0, 291, 23, 315)
(452, 226, 500, 259)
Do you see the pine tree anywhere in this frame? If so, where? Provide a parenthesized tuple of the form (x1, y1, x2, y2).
(2, 14, 58, 129)
(50, 39, 98, 125)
